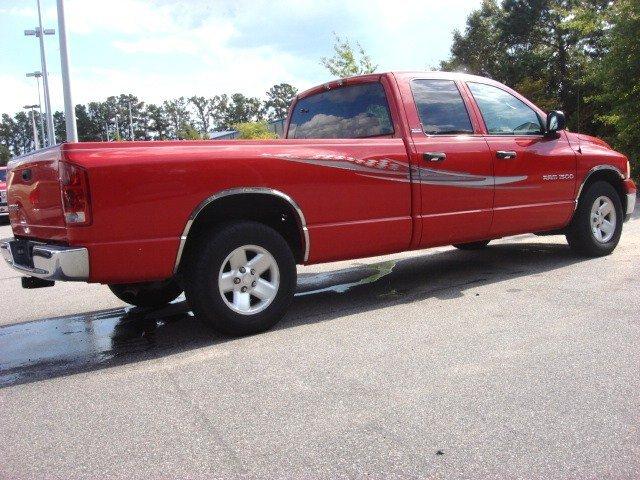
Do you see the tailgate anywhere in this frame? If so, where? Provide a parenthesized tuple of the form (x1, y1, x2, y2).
(7, 146, 68, 242)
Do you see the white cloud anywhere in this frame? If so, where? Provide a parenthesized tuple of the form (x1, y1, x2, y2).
(0, 74, 38, 114)
(1, 0, 483, 114)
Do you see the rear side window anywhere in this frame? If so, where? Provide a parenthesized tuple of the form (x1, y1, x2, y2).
(410, 79, 473, 135)
(468, 82, 543, 135)
(288, 82, 393, 139)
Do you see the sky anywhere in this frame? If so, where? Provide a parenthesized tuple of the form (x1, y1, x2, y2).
(0, 0, 482, 115)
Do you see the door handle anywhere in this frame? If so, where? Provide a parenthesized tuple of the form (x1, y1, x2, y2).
(496, 150, 517, 160)
(423, 152, 446, 162)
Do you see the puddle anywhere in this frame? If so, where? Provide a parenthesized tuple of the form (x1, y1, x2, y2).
(0, 262, 395, 388)
(297, 260, 396, 296)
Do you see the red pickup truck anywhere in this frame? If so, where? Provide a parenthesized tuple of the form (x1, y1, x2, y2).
(2, 72, 636, 335)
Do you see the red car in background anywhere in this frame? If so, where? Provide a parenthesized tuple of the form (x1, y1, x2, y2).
(0, 167, 7, 222)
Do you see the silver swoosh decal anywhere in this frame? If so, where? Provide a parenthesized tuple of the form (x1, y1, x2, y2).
(261, 153, 528, 188)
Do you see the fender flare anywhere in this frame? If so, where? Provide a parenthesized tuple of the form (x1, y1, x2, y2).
(574, 165, 624, 210)
(173, 187, 310, 273)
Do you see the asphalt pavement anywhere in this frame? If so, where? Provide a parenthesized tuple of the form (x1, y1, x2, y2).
(1, 208, 639, 479)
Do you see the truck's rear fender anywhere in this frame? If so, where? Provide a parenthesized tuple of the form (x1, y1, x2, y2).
(176, 188, 309, 274)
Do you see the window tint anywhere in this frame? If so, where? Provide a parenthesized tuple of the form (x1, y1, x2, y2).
(410, 79, 473, 135)
(468, 82, 543, 135)
(288, 83, 393, 139)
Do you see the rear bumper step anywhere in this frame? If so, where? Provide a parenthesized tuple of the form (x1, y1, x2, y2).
(1, 238, 89, 281)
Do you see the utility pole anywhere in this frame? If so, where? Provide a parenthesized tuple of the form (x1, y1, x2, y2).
(128, 100, 134, 140)
(25, 0, 56, 146)
(56, 0, 77, 142)
(24, 105, 41, 150)
(26, 71, 46, 147)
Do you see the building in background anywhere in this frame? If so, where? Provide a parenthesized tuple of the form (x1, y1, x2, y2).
(210, 119, 285, 140)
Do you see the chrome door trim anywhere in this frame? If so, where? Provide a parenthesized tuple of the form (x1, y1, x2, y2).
(574, 165, 624, 211)
(173, 187, 310, 273)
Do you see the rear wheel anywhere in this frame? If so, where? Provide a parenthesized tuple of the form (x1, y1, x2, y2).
(184, 221, 296, 336)
(453, 240, 490, 250)
(109, 279, 183, 308)
(566, 181, 623, 257)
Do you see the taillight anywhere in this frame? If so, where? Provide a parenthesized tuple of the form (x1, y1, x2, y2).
(59, 161, 92, 225)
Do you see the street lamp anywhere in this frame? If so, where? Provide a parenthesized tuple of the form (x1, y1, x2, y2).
(56, 0, 77, 142)
(25, 71, 46, 146)
(24, 104, 41, 150)
(24, 0, 56, 146)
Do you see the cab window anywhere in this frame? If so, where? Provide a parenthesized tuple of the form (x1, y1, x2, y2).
(288, 82, 393, 139)
(410, 79, 473, 135)
(468, 82, 543, 135)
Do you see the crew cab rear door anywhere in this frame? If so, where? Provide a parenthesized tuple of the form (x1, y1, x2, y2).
(396, 76, 494, 247)
(463, 81, 577, 237)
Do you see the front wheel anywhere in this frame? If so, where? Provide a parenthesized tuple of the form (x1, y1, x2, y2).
(109, 279, 183, 308)
(566, 181, 623, 257)
(184, 221, 296, 336)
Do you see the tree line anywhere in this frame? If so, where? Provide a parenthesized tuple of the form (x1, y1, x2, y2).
(2, 2, 638, 179)
(0, 83, 298, 161)
(441, 0, 639, 177)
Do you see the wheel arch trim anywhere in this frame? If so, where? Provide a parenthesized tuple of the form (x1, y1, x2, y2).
(173, 187, 310, 273)
(574, 165, 624, 211)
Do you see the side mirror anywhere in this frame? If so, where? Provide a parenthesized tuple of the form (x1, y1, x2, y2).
(545, 110, 566, 137)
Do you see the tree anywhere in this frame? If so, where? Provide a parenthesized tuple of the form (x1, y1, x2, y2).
(320, 32, 377, 78)
(440, 0, 507, 78)
(189, 96, 214, 135)
(179, 123, 205, 140)
(264, 83, 297, 121)
(145, 104, 170, 140)
(0, 144, 10, 165)
(54, 111, 66, 142)
(163, 97, 192, 138)
(213, 93, 263, 130)
(233, 121, 277, 139)
(441, 0, 611, 130)
(591, 0, 640, 177)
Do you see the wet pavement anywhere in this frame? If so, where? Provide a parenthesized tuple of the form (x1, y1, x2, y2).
(1, 242, 588, 389)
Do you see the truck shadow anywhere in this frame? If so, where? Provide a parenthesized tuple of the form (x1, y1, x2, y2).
(0, 240, 588, 388)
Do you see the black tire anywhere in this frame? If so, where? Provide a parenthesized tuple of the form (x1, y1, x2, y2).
(109, 279, 183, 308)
(183, 221, 296, 336)
(566, 181, 623, 257)
(453, 240, 490, 250)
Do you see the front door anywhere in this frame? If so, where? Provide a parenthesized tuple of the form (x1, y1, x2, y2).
(399, 78, 494, 247)
(465, 81, 577, 236)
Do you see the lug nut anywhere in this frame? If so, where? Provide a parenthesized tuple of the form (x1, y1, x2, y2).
(241, 286, 248, 293)
(251, 281, 257, 287)
(239, 267, 246, 273)
(233, 277, 241, 284)
(250, 269, 255, 275)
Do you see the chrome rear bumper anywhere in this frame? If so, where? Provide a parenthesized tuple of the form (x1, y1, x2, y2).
(1, 238, 89, 281)
(625, 192, 636, 222)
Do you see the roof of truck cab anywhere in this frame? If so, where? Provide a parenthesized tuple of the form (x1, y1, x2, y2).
(295, 71, 503, 100)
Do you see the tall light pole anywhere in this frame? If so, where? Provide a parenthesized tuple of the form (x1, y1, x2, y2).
(24, 0, 56, 146)
(26, 71, 46, 147)
(24, 105, 41, 150)
(128, 100, 134, 140)
(56, 0, 77, 142)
